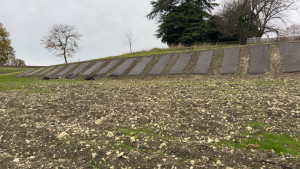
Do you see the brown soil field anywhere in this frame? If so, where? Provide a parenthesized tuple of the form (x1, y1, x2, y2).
(0, 75, 299, 168)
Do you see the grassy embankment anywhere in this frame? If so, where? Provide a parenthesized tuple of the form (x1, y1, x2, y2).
(0, 67, 79, 91)
(101, 44, 243, 60)
(0, 67, 37, 91)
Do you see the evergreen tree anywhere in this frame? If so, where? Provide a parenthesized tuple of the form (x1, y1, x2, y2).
(147, 0, 216, 46)
(0, 22, 15, 65)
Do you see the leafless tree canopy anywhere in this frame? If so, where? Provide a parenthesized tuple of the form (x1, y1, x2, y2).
(218, 0, 296, 44)
(285, 24, 300, 36)
(41, 24, 82, 64)
(124, 30, 136, 54)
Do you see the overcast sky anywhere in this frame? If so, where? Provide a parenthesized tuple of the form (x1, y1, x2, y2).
(0, 0, 299, 66)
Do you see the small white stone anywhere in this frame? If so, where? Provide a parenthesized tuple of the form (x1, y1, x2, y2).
(201, 156, 208, 161)
(122, 156, 129, 159)
(106, 151, 112, 156)
(207, 138, 214, 143)
(130, 137, 136, 143)
(190, 160, 195, 165)
(25, 139, 31, 144)
(159, 142, 167, 149)
(2, 152, 12, 159)
(225, 136, 231, 140)
(216, 160, 224, 166)
(116, 152, 124, 158)
(107, 132, 114, 138)
(162, 158, 166, 162)
(57, 132, 69, 140)
(29, 156, 36, 160)
(13, 158, 20, 163)
(95, 119, 101, 125)
(92, 153, 97, 158)
(246, 126, 252, 131)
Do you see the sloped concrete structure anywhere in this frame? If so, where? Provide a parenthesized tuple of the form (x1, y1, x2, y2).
(279, 43, 300, 73)
(82, 61, 105, 76)
(111, 58, 136, 76)
(56, 64, 78, 77)
(46, 65, 65, 76)
(193, 51, 214, 74)
(18, 42, 300, 79)
(128, 56, 153, 76)
(17, 69, 35, 77)
(169, 53, 192, 75)
(25, 68, 45, 76)
(149, 54, 173, 75)
(248, 45, 270, 74)
(96, 59, 120, 76)
(66, 62, 91, 78)
(220, 48, 240, 74)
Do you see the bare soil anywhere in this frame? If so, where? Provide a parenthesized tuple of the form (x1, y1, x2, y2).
(0, 75, 299, 168)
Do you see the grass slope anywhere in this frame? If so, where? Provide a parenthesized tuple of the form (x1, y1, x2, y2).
(100, 44, 243, 60)
(0, 67, 32, 74)
(0, 69, 80, 91)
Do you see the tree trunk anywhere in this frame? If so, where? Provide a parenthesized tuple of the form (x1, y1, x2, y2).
(129, 43, 132, 54)
(63, 48, 68, 64)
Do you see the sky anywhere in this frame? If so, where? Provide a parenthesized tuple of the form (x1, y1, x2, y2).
(0, 0, 299, 66)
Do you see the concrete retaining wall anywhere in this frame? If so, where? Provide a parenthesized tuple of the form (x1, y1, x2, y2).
(18, 42, 300, 78)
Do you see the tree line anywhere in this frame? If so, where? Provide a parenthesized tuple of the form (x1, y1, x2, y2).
(0, 22, 26, 66)
(147, 0, 296, 46)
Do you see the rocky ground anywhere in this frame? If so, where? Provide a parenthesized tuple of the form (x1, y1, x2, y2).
(0, 75, 299, 168)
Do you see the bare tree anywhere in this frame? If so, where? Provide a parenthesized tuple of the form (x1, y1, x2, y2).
(41, 24, 82, 64)
(218, 0, 296, 44)
(285, 24, 300, 36)
(123, 30, 136, 54)
(255, 0, 296, 37)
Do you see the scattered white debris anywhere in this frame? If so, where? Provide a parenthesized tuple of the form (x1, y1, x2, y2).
(95, 119, 101, 125)
(92, 153, 97, 159)
(107, 132, 114, 138)
(116, 152, 124, 158)
(130, 137, 136, 143)
(13, 158, 20, 163)
(57, 132, 69, 140)
(159, 142, 167, 149)
(246, 126, 252, 131)
(216, 160, 224, 166)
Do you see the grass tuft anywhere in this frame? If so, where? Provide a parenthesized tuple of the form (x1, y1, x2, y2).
(224, 131, 300, 156)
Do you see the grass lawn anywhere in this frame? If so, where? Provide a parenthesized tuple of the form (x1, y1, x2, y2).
(0, 68, 79, 91)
